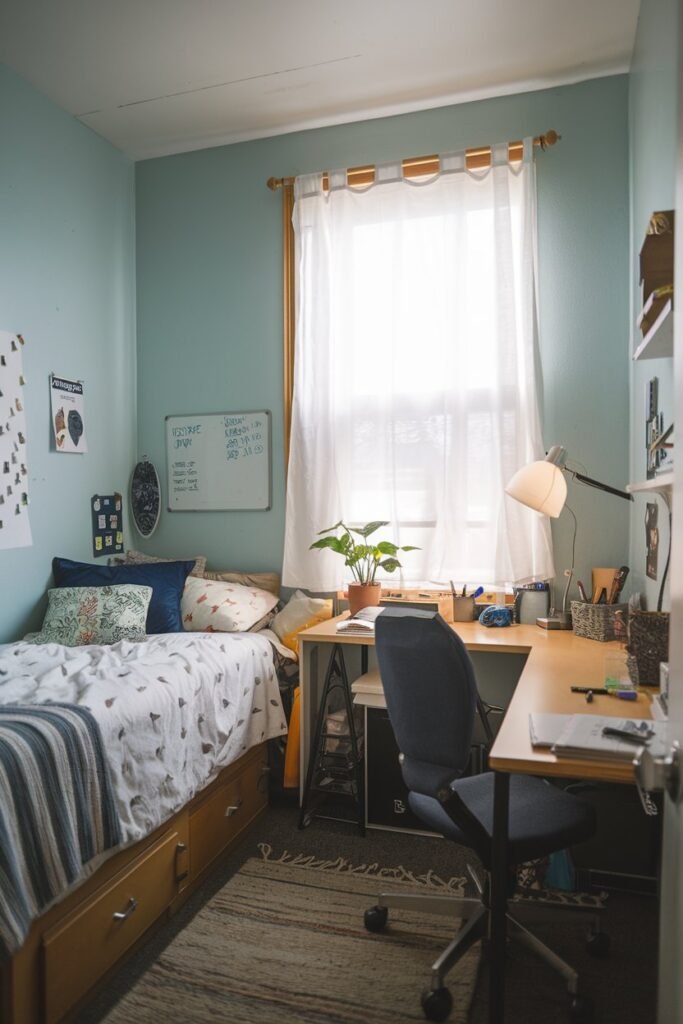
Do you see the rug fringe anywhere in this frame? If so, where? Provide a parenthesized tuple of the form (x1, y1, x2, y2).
(257, 842, 466, 894)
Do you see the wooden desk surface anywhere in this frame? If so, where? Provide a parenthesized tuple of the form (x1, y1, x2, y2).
(299, 615, 653, 784)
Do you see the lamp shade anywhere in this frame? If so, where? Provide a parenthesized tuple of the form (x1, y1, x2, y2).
(505, 459, 567, 518)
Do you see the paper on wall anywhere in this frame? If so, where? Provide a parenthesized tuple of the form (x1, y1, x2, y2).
(51, 374, 88, 453)
(0, 330, 32, 550)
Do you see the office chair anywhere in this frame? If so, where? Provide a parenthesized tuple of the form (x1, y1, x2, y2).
(363, 608, 606, 1023)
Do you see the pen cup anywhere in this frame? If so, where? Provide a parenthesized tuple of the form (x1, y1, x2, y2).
(604, 649, 632, 689)
(452, 595, 476, 622)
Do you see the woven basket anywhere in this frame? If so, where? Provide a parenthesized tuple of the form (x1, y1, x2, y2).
(571, 601, 628, 642)
(627, 611, 670, 687)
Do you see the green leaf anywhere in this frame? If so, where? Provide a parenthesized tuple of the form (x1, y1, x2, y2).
(399, 545, 420, 552)
(309, 536, 347, 554)
(350, 520, 389, 538)
(376, 541, 399, 555)
(317, 521, 344, 535)
(379, 557, 402, 573)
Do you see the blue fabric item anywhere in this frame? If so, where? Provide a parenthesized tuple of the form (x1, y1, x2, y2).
(51, 557, 194, 634)
(478, 604, 513, 627)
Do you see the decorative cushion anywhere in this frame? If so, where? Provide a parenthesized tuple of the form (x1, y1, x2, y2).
(203, 569, 280, 596)
(29, 585, 152, 646)
(270, 589, 333, 655)
(123, 549, 207, 578)
(52, 557, 195, 634)
(181, 576, 279, 633)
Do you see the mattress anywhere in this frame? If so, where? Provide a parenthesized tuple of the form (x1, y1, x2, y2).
(0, 631, 287, 845)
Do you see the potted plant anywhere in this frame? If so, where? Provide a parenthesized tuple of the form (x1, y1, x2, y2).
(310, 520, 419, 615)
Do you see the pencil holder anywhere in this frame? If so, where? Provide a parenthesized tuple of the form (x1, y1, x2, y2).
(571, 601, 628, 642)
(626, 610, 670, 687)
(452, 595, 476, 621)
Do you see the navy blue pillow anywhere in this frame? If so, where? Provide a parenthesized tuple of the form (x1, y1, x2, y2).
(52, 557, 195, 634)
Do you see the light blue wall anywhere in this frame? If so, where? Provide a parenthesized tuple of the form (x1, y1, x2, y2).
(136, 76, 631, 604)
(0, 65, 137, 641)
(629, 0, 678, 609)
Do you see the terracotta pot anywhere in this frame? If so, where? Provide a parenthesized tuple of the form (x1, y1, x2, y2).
(348, 582, 382, 617)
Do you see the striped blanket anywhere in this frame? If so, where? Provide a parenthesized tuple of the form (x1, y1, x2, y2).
(0, 704, 122, 961)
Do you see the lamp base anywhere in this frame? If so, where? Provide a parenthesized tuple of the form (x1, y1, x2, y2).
(536, 611, 573, 630)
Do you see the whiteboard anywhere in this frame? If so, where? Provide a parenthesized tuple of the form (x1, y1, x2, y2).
(166, 410, 271, 511)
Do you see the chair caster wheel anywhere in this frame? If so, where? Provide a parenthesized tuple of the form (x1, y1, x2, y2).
(569, 994, 594, 1023)
(363, 905, 388, 933)
(585, 928, 610, 958)
(421, 986, 453, 1022)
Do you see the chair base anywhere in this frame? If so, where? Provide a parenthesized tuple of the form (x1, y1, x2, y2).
(365, 866, 606, 1021)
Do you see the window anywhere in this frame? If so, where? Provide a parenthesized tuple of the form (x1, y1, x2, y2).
(282, 145, 554, 591)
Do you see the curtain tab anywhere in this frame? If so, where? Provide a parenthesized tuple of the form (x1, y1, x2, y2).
(294, 173, 323, 199)
(440, 152, 465, 174)
(328, 169, 347, 191)
(491, 142, 508, 167)
(376, 161, 402, 184)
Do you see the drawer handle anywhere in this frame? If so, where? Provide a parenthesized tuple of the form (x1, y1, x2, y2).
(225, 801, 243, 818)
(112, 897, 138, 922)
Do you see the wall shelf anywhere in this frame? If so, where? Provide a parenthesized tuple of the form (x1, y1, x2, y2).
(634, 297, 673, 360)
(626, 472, 674, 505)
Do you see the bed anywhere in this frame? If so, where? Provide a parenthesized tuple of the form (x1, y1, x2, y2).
(0, 622, 289, 1023)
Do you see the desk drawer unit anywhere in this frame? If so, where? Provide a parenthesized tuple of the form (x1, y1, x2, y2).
(43, 826, 188, 1024)
(364, 707, 488, 835)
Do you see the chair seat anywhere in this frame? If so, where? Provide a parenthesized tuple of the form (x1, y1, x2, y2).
(409, 772, 596, 867)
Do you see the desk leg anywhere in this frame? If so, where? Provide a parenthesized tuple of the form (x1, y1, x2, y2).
(489, 771, 509, 1024)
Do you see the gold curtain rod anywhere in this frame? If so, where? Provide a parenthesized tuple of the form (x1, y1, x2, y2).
(267, 130, 559, 191)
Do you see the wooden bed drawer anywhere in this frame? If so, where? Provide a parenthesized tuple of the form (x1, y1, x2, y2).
(190, 749, 268, 878)
(43, 827, 187, 1024)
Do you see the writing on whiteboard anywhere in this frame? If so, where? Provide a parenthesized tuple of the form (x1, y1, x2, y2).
(171, 423, 202, 450)
(223, 415, 265, 461)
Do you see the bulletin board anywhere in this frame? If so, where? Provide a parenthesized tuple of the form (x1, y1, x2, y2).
(165, 410, 271, 512)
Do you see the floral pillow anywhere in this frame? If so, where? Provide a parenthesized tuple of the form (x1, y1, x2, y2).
(181, 576, 279, 633)
(29, 585, 152, 646)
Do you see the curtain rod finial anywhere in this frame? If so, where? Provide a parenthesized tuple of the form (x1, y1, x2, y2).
(541, 130, 560, 149)
(267, 177, 282, 191)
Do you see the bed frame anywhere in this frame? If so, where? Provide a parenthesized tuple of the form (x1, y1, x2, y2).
(0, 741, 269, 1024)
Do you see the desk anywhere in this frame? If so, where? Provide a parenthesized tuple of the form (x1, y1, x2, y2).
(297, 616, 653, 1023)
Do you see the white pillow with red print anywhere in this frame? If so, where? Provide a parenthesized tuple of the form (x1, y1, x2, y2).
(181, 575, 279, 633)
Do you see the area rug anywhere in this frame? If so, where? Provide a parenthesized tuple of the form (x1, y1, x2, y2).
(102, 843, 480, 1024)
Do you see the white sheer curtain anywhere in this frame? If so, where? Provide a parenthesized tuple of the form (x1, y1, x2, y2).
(282, 140, 554, 591)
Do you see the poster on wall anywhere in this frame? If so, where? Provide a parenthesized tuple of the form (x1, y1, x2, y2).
(91, 493, 124, 557)
(0, 330, 32, 550)
(51, 374, 87, 453)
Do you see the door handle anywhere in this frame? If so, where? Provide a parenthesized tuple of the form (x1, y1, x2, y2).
(112, 896, 138, 922)
(225, 800, 243, 817)
(634, 741, 682, 806)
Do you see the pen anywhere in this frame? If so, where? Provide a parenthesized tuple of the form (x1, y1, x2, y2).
(472, 586, 484, 599)
(601, 726, 653, 744)
(577, 581, 589, 603)
(449, 580, 456, 597)
(571, 686, 638, 700)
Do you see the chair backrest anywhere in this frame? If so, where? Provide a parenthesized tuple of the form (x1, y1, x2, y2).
(375, 607, 478, 796)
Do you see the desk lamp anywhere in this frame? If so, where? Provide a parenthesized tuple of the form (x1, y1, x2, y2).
(505, 445, 633, 629)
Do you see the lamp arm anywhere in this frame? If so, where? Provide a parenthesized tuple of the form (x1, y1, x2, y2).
(570, 470, 634, 503)
(561, 505, 577, 616)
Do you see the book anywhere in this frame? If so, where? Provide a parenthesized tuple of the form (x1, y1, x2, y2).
(336, 606, 385, 635)
(551, 715, 669, 762)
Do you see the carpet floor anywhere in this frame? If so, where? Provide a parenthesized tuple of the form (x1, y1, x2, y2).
(100, 850, 479, 1024)
(76, 796, 659, 1024)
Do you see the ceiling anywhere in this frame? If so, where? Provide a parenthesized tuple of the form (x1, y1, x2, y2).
(0, 0, 641, 161)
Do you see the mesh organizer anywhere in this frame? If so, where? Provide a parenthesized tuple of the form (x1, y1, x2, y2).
(570, 601, 628, 643)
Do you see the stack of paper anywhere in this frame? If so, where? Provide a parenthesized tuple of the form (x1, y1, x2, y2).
(529, 713, 669, 761)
